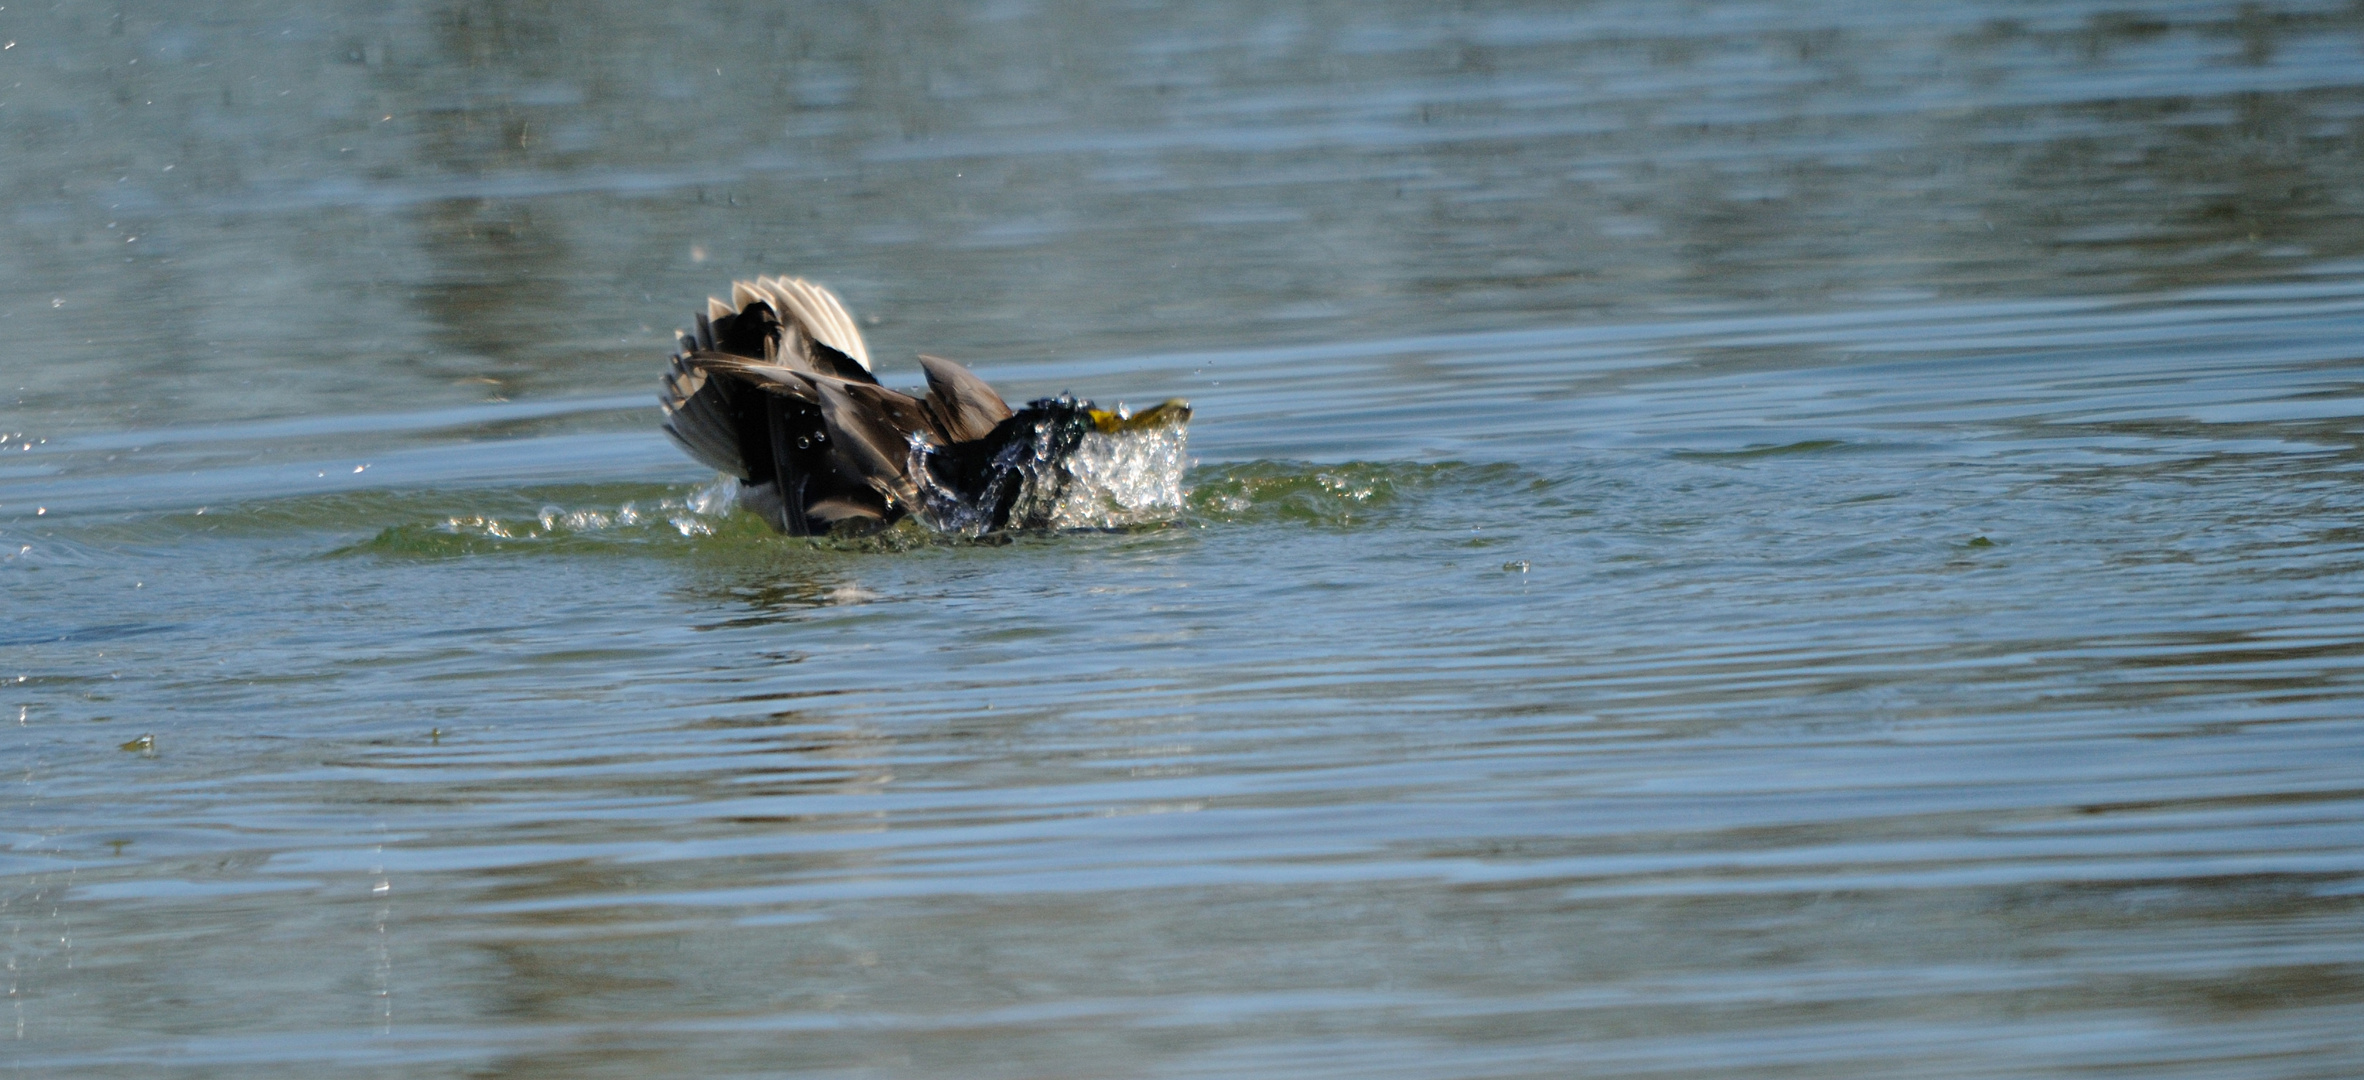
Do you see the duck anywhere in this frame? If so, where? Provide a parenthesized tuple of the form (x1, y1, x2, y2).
(658, 274, 1191, 536)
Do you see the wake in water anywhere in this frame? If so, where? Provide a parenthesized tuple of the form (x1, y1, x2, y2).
(388, 417, 1194, 555)
(290, 458, 1498, 559)
(433, 483, 738, 544)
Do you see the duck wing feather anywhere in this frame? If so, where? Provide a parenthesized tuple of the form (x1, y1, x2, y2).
(914, 353, 1015, 444)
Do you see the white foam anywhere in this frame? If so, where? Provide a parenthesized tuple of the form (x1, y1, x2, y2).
(907, 421, 1191, 536)
(1048, 427, 1190, 530)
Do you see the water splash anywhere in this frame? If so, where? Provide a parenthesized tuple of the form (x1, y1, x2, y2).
(352, 482, 749, 556)
(907, 428, 1049, 538)
(674, 477, 739, 536)
(1183, 460, 1529, 527)
(1048, 427, 1190, 530)
(438, 494, 698, 542)
(907, 414, 1191, 536)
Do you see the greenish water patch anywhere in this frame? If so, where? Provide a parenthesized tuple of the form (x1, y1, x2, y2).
(165, 461, 1546, 560)
(1185, 460, 1531, 528)
(337, 482, 767, 559)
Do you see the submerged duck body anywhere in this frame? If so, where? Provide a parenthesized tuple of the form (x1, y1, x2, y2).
(658, 275, 1190, 536)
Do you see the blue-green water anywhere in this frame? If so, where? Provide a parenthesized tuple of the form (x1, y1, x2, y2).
(8, 2, 2364, 1077)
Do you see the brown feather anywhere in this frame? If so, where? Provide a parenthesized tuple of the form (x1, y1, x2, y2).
(915, 354, 1015, 444)
(806, 376, 922, 507)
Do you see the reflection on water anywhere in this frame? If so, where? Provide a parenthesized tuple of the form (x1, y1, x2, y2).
(407, 2, 581, 399)
(6, 1, 2364, 1078)
(4, 1, 2362, 431)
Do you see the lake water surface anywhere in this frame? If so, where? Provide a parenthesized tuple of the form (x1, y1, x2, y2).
(7, 2, 2364, 1077)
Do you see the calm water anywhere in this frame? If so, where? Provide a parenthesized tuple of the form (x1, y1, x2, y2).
(8, 2, 2364, 1077)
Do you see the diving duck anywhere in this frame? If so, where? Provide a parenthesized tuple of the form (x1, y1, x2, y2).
(659, 275, 1191, 536)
